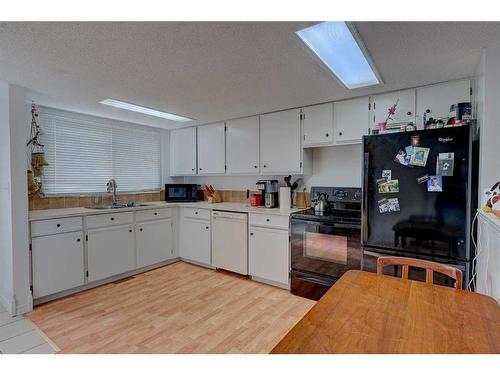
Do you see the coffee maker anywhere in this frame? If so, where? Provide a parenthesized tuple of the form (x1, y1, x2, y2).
(256, 180, 279, 208)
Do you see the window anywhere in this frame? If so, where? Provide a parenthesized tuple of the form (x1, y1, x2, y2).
(38, 108, 162, 195)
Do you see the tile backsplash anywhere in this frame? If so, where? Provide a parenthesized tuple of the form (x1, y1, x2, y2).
(29, 189, 311, 210)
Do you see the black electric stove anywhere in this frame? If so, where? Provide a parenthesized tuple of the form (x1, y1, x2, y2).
(290, 187, 362, 300)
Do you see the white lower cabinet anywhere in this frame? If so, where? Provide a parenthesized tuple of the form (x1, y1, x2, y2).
(180, 212, 211, 265)
(136, 218, 173, 268)
(31, 231, 85, 298)
(249, 226, 290, 287)
(87, 224, 136, 282)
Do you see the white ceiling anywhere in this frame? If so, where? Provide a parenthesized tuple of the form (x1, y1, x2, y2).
(1, 22, 500, 129)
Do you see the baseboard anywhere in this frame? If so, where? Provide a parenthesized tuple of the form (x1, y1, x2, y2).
(15, 294, 33, 315)
(250, 276, 290, 290)
(179, 258, 216, 270)
(0, 292, 15, 316)
(34, 258, 181, 306)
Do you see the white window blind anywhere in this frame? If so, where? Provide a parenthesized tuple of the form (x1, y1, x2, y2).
(38, 109, 161, 194)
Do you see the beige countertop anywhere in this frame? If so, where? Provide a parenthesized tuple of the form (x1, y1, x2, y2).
(28, 201, 307, 221)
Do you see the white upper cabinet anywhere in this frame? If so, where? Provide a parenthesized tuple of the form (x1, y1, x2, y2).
(260, 109, 302, 174)
(170, 127, 197, 176)
(197, 122, 226, 175)
(226, 116, 260, 174)
(371, 89, 416, 126)
(333, 97, 370, 145)
(302, 103, 334, 147)
(416, 80, 471, 127)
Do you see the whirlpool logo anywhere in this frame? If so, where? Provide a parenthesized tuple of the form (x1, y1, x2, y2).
(438, 137, 453, 143)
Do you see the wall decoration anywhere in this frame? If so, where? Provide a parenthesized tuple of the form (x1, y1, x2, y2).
(26, 102, 47, 196)
(427, 176, 443, 192)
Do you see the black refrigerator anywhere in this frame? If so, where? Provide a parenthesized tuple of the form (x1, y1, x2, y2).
(361, 125, 478, 287)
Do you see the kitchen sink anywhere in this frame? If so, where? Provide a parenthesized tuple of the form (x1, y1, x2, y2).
(86, 203, 151, 210)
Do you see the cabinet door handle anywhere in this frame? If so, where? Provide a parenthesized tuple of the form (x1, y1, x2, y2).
(263, 164, 267, 168)
(154, 212, 158, 216)
(199, 168, 203, 171)
(139, 228, 143, 232)
(338, 132, 343, 136)
(205, 226, 209, 229)
(191, 168, 195, 171)
(77, 238, 81, 242)
(325, 133, 329, 137)
(266, 218, 270, 222)
(407, 111, 412, 116)
(129, 229, 133, 233)
(250, 232, 254, 236)
(56, 223, 61, 227)
(110, 217, 114, 221)
(254, 165, 258, 168)
(195, 211, 198, 215)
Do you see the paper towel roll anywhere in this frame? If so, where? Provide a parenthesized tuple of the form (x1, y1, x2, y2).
(280, 187, 291, 209)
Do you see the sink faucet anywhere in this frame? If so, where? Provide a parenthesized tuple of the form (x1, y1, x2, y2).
(106, 179, 119, 206)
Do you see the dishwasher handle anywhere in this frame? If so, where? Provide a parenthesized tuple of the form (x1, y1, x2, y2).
(211, 211, 248, 222)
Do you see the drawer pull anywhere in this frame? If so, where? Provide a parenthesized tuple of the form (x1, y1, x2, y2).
(139, 228, 143, 232)
(266, 218, 270, 222)
(250, 232, 254, 236)
(154, 212, 158, 216)
(195, 211, 198, 215)
(56, 224, 61, 227)
(77, 238, 81, 242)
(205, 226, 209, 229)
(129, 229, 132, 233)
(110, 217, 115, 221)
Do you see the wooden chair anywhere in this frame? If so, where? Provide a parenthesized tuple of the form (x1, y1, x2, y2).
(377, 256, 463, 289)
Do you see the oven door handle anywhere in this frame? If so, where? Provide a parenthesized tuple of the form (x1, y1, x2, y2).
(294, 274, 334, 287)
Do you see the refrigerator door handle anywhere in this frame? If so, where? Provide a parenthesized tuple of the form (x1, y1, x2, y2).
(362, 151, 370, 244)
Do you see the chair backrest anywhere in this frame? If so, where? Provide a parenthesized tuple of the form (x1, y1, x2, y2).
(376, 256, 463, 289)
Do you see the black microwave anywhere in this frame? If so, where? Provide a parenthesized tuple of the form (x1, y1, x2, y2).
(165, 184, 198, 202)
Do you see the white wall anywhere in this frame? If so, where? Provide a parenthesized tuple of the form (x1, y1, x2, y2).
(0, 81, 15, 314)
(182, 144, 362, 192)
(0, 82, 31, 315)
(477, 47, 500, 197)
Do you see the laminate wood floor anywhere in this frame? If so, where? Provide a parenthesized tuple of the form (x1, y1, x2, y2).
(28, 261, 315, 353)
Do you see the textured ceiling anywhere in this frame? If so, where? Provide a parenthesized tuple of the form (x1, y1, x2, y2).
(0, 22, 499, 129)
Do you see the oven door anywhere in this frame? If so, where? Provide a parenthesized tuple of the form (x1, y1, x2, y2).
(291, 218, 361, 279)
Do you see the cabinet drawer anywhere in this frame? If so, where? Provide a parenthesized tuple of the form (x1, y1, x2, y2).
(182, 207, 211, 221)
(135, 208, 172, 222)
(86, 212, 134, 229)
(249, 213, 289, 230)
(31, 217, 83, 237)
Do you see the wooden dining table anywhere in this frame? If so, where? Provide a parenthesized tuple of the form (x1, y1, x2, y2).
(271, 270, 500, 354)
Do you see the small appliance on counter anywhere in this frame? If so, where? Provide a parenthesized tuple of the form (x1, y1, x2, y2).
(165, 184, 198, 202)
(256, 180, 279, 208)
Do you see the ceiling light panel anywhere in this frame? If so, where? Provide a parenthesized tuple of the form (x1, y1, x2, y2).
(100, 99, 193, 122)
(296, 22, 381, 89)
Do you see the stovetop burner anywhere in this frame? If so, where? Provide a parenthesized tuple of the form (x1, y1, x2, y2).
(291, 186, 362, 226)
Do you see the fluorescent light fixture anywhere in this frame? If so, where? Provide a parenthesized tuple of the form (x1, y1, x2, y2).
(99, 99, 193, 122)
(296, 22, 381, 89)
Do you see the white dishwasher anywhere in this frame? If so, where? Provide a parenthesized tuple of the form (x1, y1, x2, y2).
(211, 210, 248, 275)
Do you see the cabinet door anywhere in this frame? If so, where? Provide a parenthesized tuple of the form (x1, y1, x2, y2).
(260, 109, 302, 174)
(179, 218, 211, 265)
(371, 89, 416, 126)
(136, 219, 173, 268)
(416, 80, 470, 127)
(303, 103, 334, 147)
(170, 127, 197, 176)
(249, 226, 289, 286)
(197, 122, 225, 175)
(32, 231, 85, 298)
(87, 224, 136, 282)
(226, 116, 260, 174)
(333, 97, 370, 144)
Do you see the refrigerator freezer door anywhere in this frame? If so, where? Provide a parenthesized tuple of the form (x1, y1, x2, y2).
(362, 126, 473, 261)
